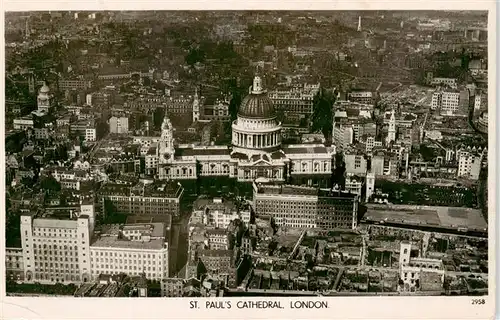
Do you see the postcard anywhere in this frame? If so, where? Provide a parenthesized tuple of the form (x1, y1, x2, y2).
(1, 1, 496, 319)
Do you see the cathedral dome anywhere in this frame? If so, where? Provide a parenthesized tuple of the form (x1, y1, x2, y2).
(238, 76, 276, 119)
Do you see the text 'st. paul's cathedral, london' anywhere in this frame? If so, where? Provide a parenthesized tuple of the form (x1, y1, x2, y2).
(156, 76, 335, 185)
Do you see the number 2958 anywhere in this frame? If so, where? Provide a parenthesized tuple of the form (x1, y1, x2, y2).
(471, 299, 486, 305)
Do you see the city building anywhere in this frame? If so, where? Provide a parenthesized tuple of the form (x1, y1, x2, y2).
(316, 189, 359, 230)
(253, 181, 359, 230)
(399, 242, 444, 292)
(154, 76, 335, 185)
(344, 150, 368, 177)
(333, 122, 354, 151)
(430, 77, 458, 89)
(37, 83, 52, 113)
(457, 149, 483, 180)
(268, 83, 320, 118)
(99, 181, 184, 217)
(253, 183, 319, 229)
(192, 198, 251, 229)
(477, 111, 488, 133)
(347, 91, 373, 105)
(13, 116, 34, 130)
(201, 98, 230, 121)
(109, 116, 129, 134)
(59, 79, 93, 91)
(6, 247, 24, 281)
(20, 206, 95, 284)
(90, 223, 169, 281)
(161, 278, 184, 297)
(206, 229, 231, 250)
(431, 91, 462, 116)
(198, 249, 234, 276)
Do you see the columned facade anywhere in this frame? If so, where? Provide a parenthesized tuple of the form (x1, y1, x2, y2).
(155, 75, 335, 183)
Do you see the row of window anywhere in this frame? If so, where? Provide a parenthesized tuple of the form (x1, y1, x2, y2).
(91, 270, 164, 279)
(35, 262, 78, 268)
(35, 256, 79, 261)
(34, 274, 81, 281)
(92, 258, 162, 265)
(92, 264, 162, 272)
(90, 251, 161, 258)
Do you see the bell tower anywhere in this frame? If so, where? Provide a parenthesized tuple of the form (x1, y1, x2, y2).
(158, 114, 175, 164)
(192, 87, 200, 123)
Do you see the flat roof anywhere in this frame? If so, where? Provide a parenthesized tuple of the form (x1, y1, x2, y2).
(91, 222, 167, 250)
(364, 204, 487, 231)
(282, 145, 329, 154)
(175, 147, 230, 157)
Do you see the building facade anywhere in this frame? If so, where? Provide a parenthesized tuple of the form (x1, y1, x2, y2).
(153, 76, 335, 185)
(6, 247, 25, 281)
(89, 223, 169, 281)
(253, 182, 360, 230)
(99, 181, 184, 217)
(109, 116, 129, 134)
(20, 209, 94, 284)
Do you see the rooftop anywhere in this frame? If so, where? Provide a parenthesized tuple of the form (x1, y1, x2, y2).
(91, 222, 167, 250)
(364, 204, 487, 231)
(175, 147, 231, 157)
(282, 145, 330, 155)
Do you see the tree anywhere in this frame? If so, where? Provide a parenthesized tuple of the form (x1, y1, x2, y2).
(185, 48, 205, 66)
(96, 118, 109, 140)
(153, 107, 166, 131)
(311, 87, 336, 143)
(331, 153, 346, 189)
(228, 91, 242, 122)
(40, 176, 61, 193)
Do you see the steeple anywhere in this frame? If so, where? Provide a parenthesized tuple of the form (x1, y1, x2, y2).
(158, 114, 175, 164)
(25, 17, 30, 38)
(357, 16, 362, 32)
(192, 86, 200, 123)
(387, 109, 396, 144)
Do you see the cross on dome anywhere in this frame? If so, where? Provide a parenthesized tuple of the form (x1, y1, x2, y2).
(252, 76, 264, 94)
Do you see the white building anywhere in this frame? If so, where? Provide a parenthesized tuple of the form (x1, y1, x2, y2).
(386, 109, 396, 144)
(108, 116, 129, 134)
(430, 77, 457, 89)
(206, 229, 230, 250)
(13, 117, 34, 130)
(347, 91, 373, 105)
(193, 198, 251, 229)
(20, 207, 94, 284)
(457, 149, 482, 180)
(90, 223, 169, 281)
(365, 171, 375, 202)
(253, 184, 318, 229)
(477, 111, 488, 133)
(37, 83, 52, 113)
(85, 128, 96, 142)
(333, 123, 354, 151)
(344, 152, 368, 177)
(432, 91, 461, 116)
(344, 174, 363, 196)
(268, 83, 319, 116)
(399, 242, 444, 292)
(154, 76, 335, 185)
(192, 88, 200, 122)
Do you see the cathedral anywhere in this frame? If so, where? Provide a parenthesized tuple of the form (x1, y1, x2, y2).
(156, 76, 336, 185)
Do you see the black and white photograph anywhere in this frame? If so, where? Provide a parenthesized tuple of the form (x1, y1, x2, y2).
(1, 5, 496, 320)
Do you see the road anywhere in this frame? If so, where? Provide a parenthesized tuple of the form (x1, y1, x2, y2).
(86, 132, 110, 161)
